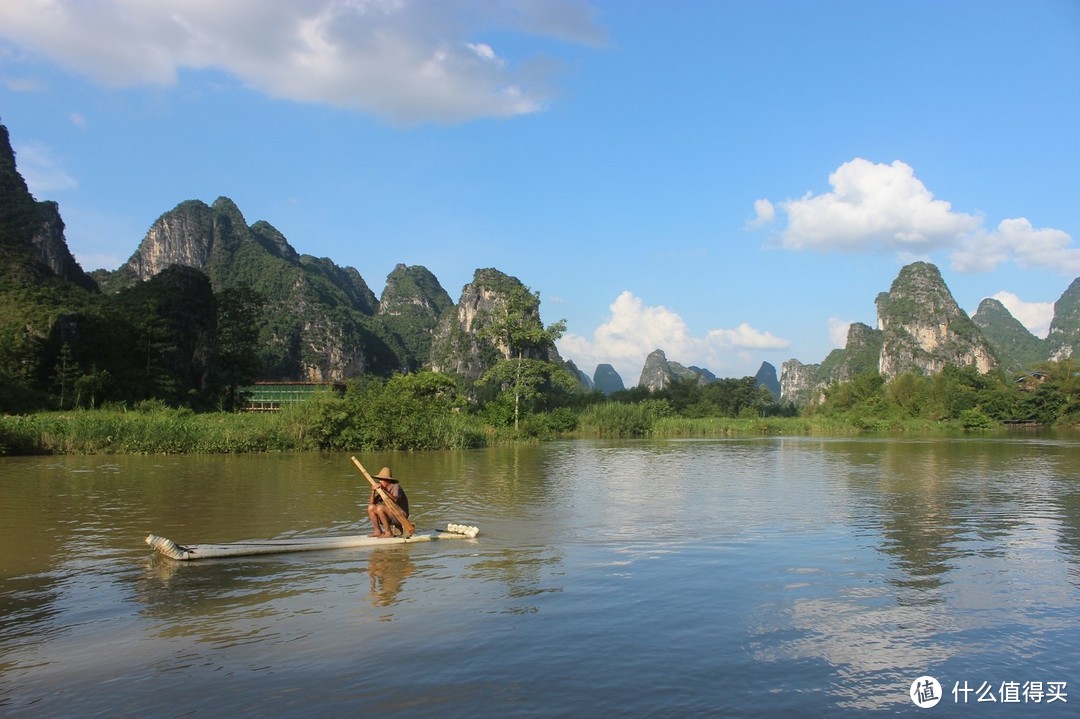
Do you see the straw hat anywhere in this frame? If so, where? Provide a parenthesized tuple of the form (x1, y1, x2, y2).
(372, 467, 398, 482)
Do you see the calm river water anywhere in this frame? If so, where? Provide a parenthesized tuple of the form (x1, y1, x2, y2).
(2, 435, 1079, 717)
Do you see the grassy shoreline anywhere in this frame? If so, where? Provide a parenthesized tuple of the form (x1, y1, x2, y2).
(0, 406, 1012, 456)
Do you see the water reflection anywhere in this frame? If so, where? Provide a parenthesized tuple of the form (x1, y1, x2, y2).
(830, 439, 1079, 590)
(744, 436, 1080, 711)
(2, 436, 1079, 717)
(465, 547, 565, 615)
(367, 547, 414, 610)
(137, 555, 312, 632)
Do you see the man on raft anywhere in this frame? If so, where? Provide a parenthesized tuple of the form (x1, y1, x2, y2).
(366, 467, 410, 538)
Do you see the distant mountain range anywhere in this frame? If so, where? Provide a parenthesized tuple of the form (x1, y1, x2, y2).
(3, 117, 1078, 410)
(779, 262, 1080, 404)
(1, 119, 570, 411)
(591, 260, 1080, 404)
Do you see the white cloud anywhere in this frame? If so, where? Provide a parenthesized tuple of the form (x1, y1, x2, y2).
(758, 157, 1078, 276)
(0, 0, 604, 124)
(773, 158, 982, 252)
(704, 323, 788, 350)
(987, 291, 1054, 339)
(953, 219, 1080, 275)
(2, 74, 46, 92)
(14, 141, 77, 193)
(72, 251, 124, 273)
(467, 42, 497, 61)
(747, 198, 774, 228)
(557, 290, 789, 384)
(828, 318, 851, 348)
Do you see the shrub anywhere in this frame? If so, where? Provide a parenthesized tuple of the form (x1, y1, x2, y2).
(959, 408, 995, 430)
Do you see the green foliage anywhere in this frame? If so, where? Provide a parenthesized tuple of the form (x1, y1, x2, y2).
(0, 372, 482, 454)
(819, 371, 887, 414)
(576, 399, 673, 437)
(211, 285, 265, 410)
(0, 408, 292, 454)
(974, 299, 1050, 373)
(6, 357, 1079, 456)
(329, 371, 484, 451)
(1019, 359, 1080, 425)
(0, 320, 46, 412)
(479, 358, 580, 427)
(959, 408, 995, 430)
(886, 371, 929, 415)
(615, 375, 788, 420)
(923, 365, 984, 420)
(527, 407, 579, 436)
(803, 360, 1080, 429)
(476, 283, 572, 429)
(374, 372, 476, 449)
(74, 367, 110, 409)
(107, 265, 217, 406)
(51, 342, 79, 409)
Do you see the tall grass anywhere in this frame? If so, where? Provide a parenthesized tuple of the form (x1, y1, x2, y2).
(576, 402, 660, 437)
(0, 409, 293, 455)
(0, 404, 498, 455)
(571, 402, 968, 439)
(650, 416, 816, 436)
(0, 403, 999, 456)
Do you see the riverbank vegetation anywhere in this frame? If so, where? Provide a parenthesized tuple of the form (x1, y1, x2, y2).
(2, 360, 1077, 455)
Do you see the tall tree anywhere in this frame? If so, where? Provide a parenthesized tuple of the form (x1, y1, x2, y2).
(51, 341, 79, 409)
(213, 286, 265, 410)
(479, 285, 568, 429)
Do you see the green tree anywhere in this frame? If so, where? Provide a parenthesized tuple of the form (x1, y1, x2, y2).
(51, 342, 79, 409)
(213, 286, 265, 410)
(819, 371, 886, 415)
(110, 266, 217, 406)
(346, 371, 469, 450)
(924, 365, 985, 420)
(0, 325, 43, 412)
(1022, 359, 1080, 425)
(74, 367, 111, 408)
(887, 371, 930, 416)
(479, 285, 568, 429)
(479, 357, 580, 427)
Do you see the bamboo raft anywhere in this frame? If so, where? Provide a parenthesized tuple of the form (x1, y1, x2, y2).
(145, 524, 480, 561)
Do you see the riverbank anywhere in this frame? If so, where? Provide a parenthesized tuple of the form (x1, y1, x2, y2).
(0, 409, 294, 455)
(0, 405, 1004, 456)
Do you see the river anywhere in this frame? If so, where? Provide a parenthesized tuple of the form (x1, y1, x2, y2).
(1, 435, 1078, 717)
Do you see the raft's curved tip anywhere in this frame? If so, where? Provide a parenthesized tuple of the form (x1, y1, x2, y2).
(146, 533, 190, 560)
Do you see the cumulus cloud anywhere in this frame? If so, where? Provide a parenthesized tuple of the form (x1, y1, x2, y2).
(770, 159, 982, 251)
(987, 291, 1054, 339)
(953, 219, 1080, 275)
(828, 318, 851, 348)
(14, 141, 77, 193)
(2, 74, 45, 92)
(557, 290, 789, 384)
(747, 198, 774, 228)
(756, 158, 1077, 275)
(0, 0, 604, 124)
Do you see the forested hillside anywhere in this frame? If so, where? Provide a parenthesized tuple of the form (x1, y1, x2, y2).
(0, 120, 575, 414)
(3, 116, 1079, 431)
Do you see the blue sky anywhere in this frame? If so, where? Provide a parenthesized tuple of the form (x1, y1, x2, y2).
(1, 1, 1077, 384)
